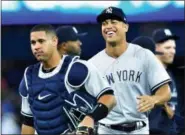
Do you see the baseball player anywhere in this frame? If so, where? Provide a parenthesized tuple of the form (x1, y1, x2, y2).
(19, 24, 116, 135)
(152, 28, 179, 111)
(56, 25, 101, 133)
(56, 25, 87, 56)
(152, 29, 184, 134)
(88, 7, 171, 134)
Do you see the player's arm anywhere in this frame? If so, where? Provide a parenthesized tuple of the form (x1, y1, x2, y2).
(151, 83, 171, 106)
(21, 124, 35, 134)
(76, 61, 116, 133)
(21, 111, 35, 134)
(19, 69, 35, 134)
(137, 50, 171, 112)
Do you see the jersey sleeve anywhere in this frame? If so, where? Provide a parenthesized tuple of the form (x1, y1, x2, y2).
(84, 61, 113, 99)
(145, 50, 171, 92)
(19, 67, 33, 117)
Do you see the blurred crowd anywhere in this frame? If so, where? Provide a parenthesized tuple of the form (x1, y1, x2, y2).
(1, 61, 35, 134)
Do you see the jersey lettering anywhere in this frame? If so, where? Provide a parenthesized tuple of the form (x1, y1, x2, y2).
(135, 71, 142, 82)
(107, 70, 143, 84)
(106, 73, 115, 85)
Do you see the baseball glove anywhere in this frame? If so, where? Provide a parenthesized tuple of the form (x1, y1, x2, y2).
(76, 126, 94, 135)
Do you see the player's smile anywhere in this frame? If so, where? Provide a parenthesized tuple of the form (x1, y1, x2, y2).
(106, 31, 116, 37)
(104, 29, 117, 38)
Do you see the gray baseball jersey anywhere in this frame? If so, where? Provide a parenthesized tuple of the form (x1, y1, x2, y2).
(88, 43, 171, 126)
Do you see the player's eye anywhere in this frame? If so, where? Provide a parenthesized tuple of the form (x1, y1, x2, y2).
(30, 40, 36, 45)
(38, 39, 45, 44)
(165, 47, 171, 49)
(111, 20, 118, 24)
(102, 21, 107, 26)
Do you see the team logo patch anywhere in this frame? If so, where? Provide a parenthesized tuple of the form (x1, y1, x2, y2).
(106, 7, 113, 14)
(164, 29, 172, 36)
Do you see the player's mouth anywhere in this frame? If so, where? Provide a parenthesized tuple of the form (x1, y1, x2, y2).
(34, 51, 44, 57)
(105, 30, 116, 37)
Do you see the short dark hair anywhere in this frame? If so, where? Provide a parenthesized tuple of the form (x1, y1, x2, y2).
(30, 24, 56, 36)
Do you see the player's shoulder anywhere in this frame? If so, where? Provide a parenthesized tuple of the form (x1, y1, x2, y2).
(67, 59, 90, 88)
(24, 62, 40, 75)
(70, 59, 89, 72)
(130, 43, 154, 58)
(88, 49, 106, 68)
(88, 49, 105, 63)
(71, 58, 98, 73)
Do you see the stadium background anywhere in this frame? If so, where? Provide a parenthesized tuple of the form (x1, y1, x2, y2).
(1, 1, 184, 134)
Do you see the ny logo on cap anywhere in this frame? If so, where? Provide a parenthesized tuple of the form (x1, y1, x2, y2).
(72, 27, 78, 34)
(164, 29, 172, 36)
(105, 7, 112, 14)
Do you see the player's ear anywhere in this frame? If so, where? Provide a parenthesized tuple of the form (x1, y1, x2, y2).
(52, 35, 58, 47)
(123, 23, 129, 33)
(60, 42, 68, 51)
(57, 42, 67, 54)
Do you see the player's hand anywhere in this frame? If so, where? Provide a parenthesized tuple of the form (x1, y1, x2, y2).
(76, 126, 94, 135)
(137, 95, 156, 113)
(76, 116, 94, 135)
(163, 102, 174, 119)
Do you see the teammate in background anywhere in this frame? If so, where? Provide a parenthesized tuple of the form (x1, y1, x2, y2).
(19, 24, 116, 135)
(152, 28, 178, 111)
(131, 36, 179, 135)
(56, 25, 87, 56)
(89, 7, 171, 134)
(56, 25, 101, 133)
(152, 29, 184, 134)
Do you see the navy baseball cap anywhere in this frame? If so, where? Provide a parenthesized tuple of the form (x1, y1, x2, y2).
(152, 28, 179, 43)
(132, 36, 163, 55)
(97, 6, 127, 24)
(56, 26, 87, 45)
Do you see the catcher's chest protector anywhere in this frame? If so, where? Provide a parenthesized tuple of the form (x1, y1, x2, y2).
(27, 56, 77, 135)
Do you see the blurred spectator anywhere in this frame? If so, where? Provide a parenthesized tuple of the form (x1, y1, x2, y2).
(2, 100, 21, 134)
(2, 74, 21, 134)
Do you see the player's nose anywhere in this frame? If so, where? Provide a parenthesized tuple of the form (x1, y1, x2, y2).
(34, 43, 42, 50)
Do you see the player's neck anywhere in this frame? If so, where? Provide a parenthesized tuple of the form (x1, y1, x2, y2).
(105, 40, 128, 58)
(42, 51, 61, 69)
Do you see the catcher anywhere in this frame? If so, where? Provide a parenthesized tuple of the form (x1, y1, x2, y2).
(19, 24, 116, 135)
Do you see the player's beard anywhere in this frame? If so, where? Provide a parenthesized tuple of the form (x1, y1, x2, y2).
(36, 56, 47, 62)
(66, 47, 81, 56)
(108, 41, 117, 47)
(106, 36, 120, 47)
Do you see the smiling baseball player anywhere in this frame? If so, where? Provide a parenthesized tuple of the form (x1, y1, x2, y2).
(88, 7, 171, 134)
